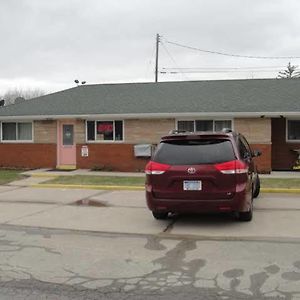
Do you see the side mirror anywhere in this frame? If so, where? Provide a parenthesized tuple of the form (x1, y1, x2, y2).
(252, 150, 262, 157)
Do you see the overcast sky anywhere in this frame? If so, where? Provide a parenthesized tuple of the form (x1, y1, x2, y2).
(1, 0, 300, 94)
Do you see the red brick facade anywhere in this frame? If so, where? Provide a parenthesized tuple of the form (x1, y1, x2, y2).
(76, 144, 148, 172)
(271, 118, 300, 170)
(0, 142, 272, 173)
(0, 143, 56, 169)
(250, 143, 272, 173)
(76, 143, 271, 173)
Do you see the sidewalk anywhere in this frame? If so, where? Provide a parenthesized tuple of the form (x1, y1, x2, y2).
(22, 168, 145, 178)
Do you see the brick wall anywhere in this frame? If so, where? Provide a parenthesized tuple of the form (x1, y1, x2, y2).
(250, 143, 272, 173)
(0, 118, 274, 172)
(75, 118, 174, 172)
(234, 118, 271, 143)
(75, 118, 272, 172)
(75, 120, 85, 144)
(34, 120, 56, 143)
(77, 143, 147, 172)
(234, 118, 272, 173)
(125, 119, 174, 144)
(0, 144, 56, 169)
(271, 118, 300, 170)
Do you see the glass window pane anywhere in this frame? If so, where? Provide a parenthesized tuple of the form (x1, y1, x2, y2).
(87, 121, 95, 141)
(288, 120, 300, 140)
(239, 139, 250, 160)
(97, 121, 113, 140)
(154, 139, 235, 165)
(177, 121, 194, 132)
(195, 120, 213, 131)
(215, 120, 232, 132)
(18, 123, 32, 140)
(115, 121, 123, 141)
(63, 125, 74, 145)
(2, 123, 16, 140)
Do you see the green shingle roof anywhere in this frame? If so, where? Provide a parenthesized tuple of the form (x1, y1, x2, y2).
(0, 79, 300, 118)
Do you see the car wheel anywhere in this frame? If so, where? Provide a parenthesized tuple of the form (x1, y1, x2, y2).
(152, 211, 168, 220)
(238, 194, 253, 222)
(253, 176, 260, 198)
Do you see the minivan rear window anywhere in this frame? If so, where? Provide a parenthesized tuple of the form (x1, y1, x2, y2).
(153, 139, 235, 165)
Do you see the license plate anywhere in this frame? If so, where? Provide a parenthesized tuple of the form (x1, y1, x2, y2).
(183, 180, 202, 191)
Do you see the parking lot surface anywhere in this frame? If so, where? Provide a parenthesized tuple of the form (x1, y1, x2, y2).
(0, 186, 299, 299)
(0, 186, 298, 241)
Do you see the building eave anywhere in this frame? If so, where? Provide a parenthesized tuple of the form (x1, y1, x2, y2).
(0, 111, 300, 121)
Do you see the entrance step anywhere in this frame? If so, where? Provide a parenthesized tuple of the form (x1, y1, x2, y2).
(55, 165, 76, 171)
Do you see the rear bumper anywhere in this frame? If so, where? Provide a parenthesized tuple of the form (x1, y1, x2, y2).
(146, 189, 249, 214)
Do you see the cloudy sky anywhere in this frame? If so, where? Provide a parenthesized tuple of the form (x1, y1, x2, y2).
(1, 0, 300, 94)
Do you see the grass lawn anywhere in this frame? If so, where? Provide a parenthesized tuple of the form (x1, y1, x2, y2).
(43, 175, 300, 190)
(261, 178, 300, 189)
(44, 175, 145, 186)
(0, 170, 25, 185)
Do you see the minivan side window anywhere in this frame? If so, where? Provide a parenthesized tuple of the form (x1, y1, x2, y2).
(238, 137, 251, 160)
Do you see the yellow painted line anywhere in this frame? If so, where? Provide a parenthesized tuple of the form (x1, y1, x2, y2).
(261, 188, 300, 194)
(31, 183, 144, 191)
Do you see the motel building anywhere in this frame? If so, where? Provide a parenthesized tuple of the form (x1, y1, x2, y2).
(0, 79, 300, 173)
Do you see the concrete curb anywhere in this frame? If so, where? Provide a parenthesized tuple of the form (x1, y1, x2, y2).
(29, 184, 300, 193)
(31, 183, 145, 191)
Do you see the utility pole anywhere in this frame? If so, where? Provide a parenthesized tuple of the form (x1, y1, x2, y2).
(155, 33, 160, 82)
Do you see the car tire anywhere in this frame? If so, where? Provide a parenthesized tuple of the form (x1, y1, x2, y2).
(152, 211, 168, 220)
(238, 193, 253, 222)
(253, 176, 260, 198)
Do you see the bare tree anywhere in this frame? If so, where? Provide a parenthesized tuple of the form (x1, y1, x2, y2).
(277, 62, 300, 79)
(0, 88, 46, 105)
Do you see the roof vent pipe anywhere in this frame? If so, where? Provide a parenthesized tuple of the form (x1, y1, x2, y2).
(14, 97, 26, 104)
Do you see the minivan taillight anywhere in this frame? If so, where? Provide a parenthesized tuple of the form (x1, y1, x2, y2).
(145, 161, 171, 175)
(214, 160, 248, 174)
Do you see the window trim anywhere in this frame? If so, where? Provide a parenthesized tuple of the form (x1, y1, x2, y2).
(286, 119, 300, 143)
(85, 120, 125, 143)
(0, 121, 34, 143)
(176, 118, 234, 132)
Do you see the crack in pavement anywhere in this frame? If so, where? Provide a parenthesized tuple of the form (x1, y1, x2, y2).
(0, 227, 300, 299)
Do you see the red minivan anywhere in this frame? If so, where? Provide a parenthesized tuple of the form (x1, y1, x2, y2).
(145, 130, 261, 222)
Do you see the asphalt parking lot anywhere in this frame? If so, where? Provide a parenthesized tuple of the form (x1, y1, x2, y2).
(0, 186, 299, 240)
(0, 186, 300, 299)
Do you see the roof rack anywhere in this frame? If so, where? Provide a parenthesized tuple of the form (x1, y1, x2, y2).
(221, 128, 233, 133)
(168, 129, 190, 134)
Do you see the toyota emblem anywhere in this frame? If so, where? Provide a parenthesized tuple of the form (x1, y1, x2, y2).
(187, 167, 196, 174)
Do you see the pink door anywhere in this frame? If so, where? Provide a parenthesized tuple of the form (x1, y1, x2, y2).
(57, 121, 76, 167)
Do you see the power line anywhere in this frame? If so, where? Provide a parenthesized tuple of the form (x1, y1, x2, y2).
(145, 41, 157, 78)
(160, 41, 189, 80)
(166, 40, 300, 60)
(162, 65, 286, 70)
(160, 69, 281, 74)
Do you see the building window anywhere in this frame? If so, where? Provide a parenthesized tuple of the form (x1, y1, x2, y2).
(287, 120, 300, 141)
(195, 120, 213, 131)
(86, 120, 123, 142)
(1, 122, 32, 141)
(178, 120, 194, 132)
(177, 120, 232, 132)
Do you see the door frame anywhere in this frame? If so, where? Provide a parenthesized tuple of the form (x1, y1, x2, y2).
(56, 119, 76, 169)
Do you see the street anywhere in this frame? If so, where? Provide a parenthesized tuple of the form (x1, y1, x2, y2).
(0, 186, 299, 299)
